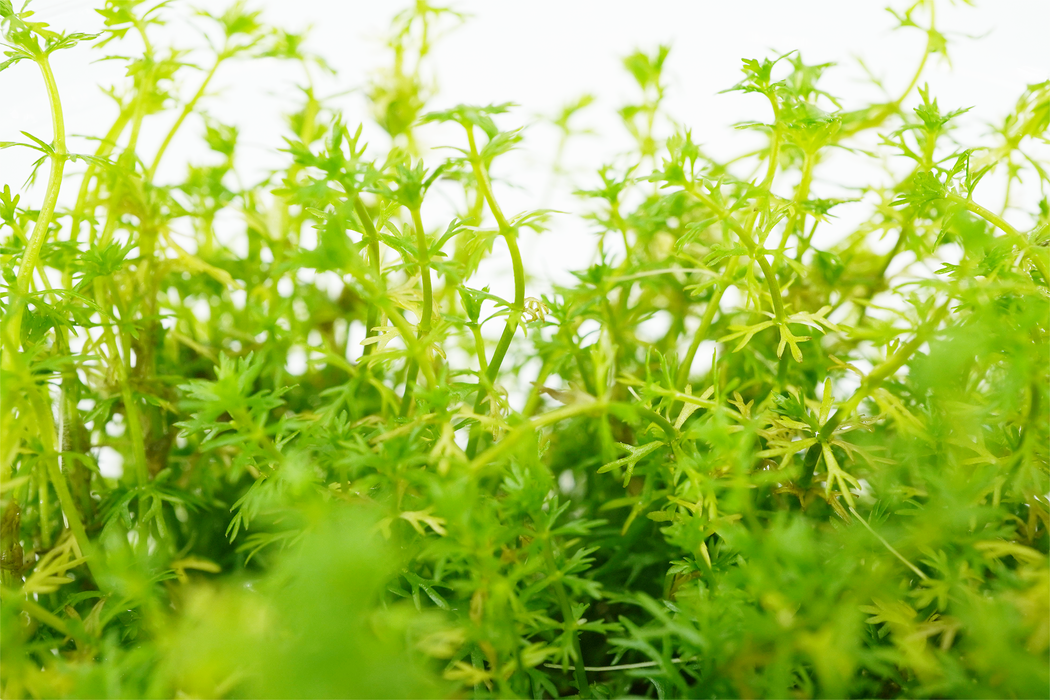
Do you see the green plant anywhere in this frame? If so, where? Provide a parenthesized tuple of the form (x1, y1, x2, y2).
(1, 0, 1047, 698)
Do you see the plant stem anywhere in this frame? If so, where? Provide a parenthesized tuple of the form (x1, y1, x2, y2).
(353, 196, 383, 355)
(147, 52, 226, 181)
(71, 108, 132, 245)
(410, 206, 433, 338)
(783, 152, 814, 258)
(464, 124, 526, 457)
(352, 271, 437, 386)
(5, 320, 91, 558)
(469, 401, 610, 472)
(15, 53, 66, 300)
(849, 507, 928, 581)
(684, 183, 787, 324)
(1, 51, 97, 565)
(677, 258, 739, 389)
(542, 536, 590, 698)
(945, 193, 1049, 283)
(839, 3, 934, 138)
(799, 301, 949, 487)
(399, 206, 433, 413)
(825, 301, 948, 440)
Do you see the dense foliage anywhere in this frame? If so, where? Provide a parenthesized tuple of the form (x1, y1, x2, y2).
(1, 0, 1048, 697)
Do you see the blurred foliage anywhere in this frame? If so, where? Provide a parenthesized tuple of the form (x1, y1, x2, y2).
(1, 0, 1048, 697)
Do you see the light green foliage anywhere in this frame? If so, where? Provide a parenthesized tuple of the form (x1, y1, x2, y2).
(1, 0, 1048, 697)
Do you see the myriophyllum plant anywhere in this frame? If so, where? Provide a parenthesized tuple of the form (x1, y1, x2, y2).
(0, 0, 1047, 698)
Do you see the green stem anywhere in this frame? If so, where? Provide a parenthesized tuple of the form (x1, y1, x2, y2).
(122, 383, 150, 487)
(147, 51, 225, 181)
(410, 206, 433, 337)
(677, 258, 739, 389)
(522, 358, 552, 418)
(470, 401, 610, 472)
(945, 193, 1049, 283)
(894, 3, 935, 110)
(468, 399, 673, 477)
(351, 270, 436, 386)
(464, 124, 526, 457)
(825, 301, 948, 440)
(353, 196, 383, 355)
(761, 93, 782, 191)
(800, 301, 949, 487)
(347, 194, 435, 385)
(399, 360, 418, 417)
(470, 325, 489, 375)
(849, 507, 928, 581)
(103, 279, 150, 488)
(783, 152, 814, 259)
(399, 207, 433, 414)
(2, 52, 94, 563)
(839, 3, 934, 139)
(38, 462, 50, 547)
(684, 183, 787, 324)
(14, 331, 90, 558)
(8, 591, 74, 637)
(542, 537, 590, 697)
(72, 108, 132, 246)
(15, 53, 66, 300)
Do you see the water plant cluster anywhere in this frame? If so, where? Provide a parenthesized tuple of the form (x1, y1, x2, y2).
(1, 0, 1047, 697)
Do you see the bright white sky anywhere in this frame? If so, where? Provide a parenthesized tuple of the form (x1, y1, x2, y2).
(3, 0, 1049, 294)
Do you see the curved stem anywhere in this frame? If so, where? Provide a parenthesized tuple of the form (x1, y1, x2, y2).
(147, 52, 225, 181)
(944, 193, 1048, 282)
(464, 124, 526, 456)
(840, 3, 935, 139)
(15, 54, 66, 298)
(350, 269, 436, 386)
(761, 92, 782, 191)
(685, 182, 787, 323)
(894, 3, 935, 110)
(482, 233, 525, 377)
(71, 108, 132, 246)
(2, 52, 95, 565)
(830, 301, 949, 440)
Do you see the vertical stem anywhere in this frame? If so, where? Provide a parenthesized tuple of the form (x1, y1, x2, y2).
(464, 124, 526, 457)
(410, 206, 433, 338)
(783, 152, 814, 259)
(542, 536, 590, 698)
(14, 54, 66, 299)
(38, 463, 51, 548)
(353, 196, 383, 355)
(400, 206, 432, 414)
(3, 314, 91, 560)
(3, 52, 93, 560)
